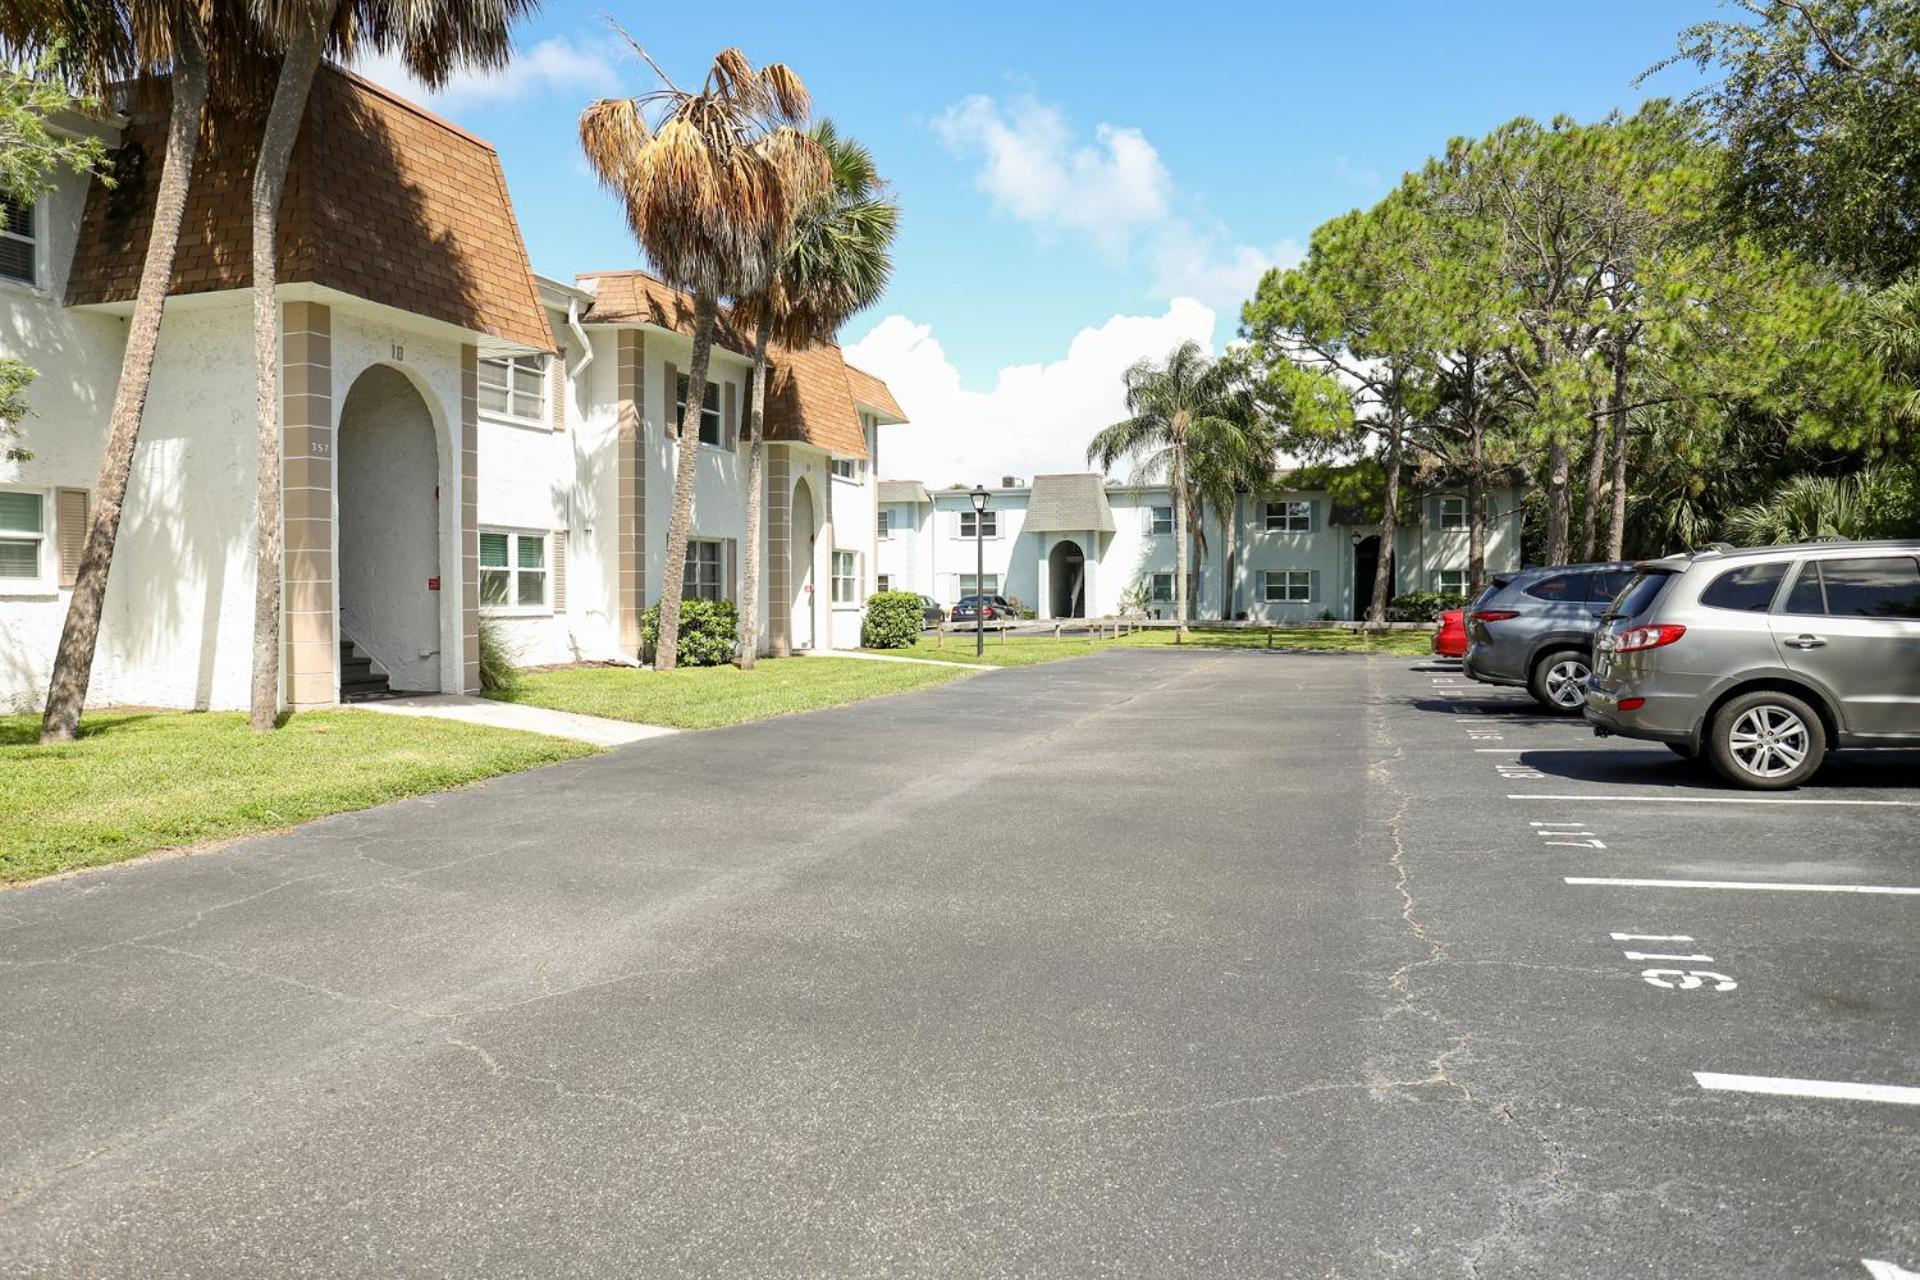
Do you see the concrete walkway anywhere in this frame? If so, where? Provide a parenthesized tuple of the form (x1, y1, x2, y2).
(800, 648, 986, 669)
(350, 692, 672, 747)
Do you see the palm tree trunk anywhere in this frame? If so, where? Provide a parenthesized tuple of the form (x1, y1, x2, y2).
(1172, 439, 1189, 641)
(40, 25, 209, 743)
(1370, 420, 1403, 629)
(736, 316, 771, 669)
(655, 293, 719, 670)
(249, 9, 332, 732)
(1544, 429, 1571, 566)
(1221, 491, 1237, 620)
(1605, 342, 1630, 560)
(1578, 396, 1607, 562)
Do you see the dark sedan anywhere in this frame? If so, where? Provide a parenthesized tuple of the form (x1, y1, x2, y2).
(949, 594, 1019, 629)
(917, 594, 946, 629)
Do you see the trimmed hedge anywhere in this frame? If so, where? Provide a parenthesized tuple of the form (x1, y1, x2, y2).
(642, 598, 739, 666)
(1386, 589, 1468, 623)
(862, 591, 924, 649)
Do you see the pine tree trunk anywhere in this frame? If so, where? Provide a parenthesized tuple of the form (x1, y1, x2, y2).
(1370, 419, 1402, 629)
(1172, 435, 1188, 641)
(1467, 415, 1487, 596)
(655, 293, 719, 670)
(1578, 397, 1607, 562)
(1545, 430, 1571, 567)
(1606, 341, 1631, 560)
(736, 317, 771, 670)
(40, 25, 209, 743)
(248, 11, 331, 732)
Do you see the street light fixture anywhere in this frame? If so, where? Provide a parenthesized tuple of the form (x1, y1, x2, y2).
(970, 485, 990, 657)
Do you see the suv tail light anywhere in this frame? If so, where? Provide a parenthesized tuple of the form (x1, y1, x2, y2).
(1614, 623, 1686, 652)
(1470, 609, 1520, 623)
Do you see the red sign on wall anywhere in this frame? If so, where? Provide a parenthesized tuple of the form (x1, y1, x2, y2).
(427, 577, 440, 591)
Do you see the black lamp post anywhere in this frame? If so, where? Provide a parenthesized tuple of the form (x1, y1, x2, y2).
(970, 484, 990, 656)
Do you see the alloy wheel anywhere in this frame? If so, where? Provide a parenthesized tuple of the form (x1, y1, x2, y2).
(1727, 705, 1810, 780)
(1545, 658, 1589, 708)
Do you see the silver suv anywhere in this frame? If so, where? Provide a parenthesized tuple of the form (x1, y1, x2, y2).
(1462, 562, 1639, 712)
(1586, 541, 1920, 789)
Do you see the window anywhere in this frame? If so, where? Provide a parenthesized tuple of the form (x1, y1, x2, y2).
(674, 374, 724, 447)
(959, 573, 999, 597)
(1435, 569, 1470, 595)
(1264, 570, 1312, 603)
(1786, 556, 1920, 618)
(1265, 500, 1311, 532)
(876, 573, 891, 593)
(832, 550, 859, 604)
(1149, 572, 1173, 603)
(959, 509, 997, 539)
(1524, 572, 1590, 602)
(831, 457, 861, 480)
(477, 354, 547, 422)
(1611, 569, 1675, 620)
(876, 510, 892, 539)
(479, 530, 547, 610)
(1586, 571, 1632, 602)
(1439, 496, 1467, 530)
(0, 198, 35, 287)
(0, 490, 44, 581)
(685, 539, 725, 601)
(1150, 506, 1173, 535)
(1700, 562, 1788, 613)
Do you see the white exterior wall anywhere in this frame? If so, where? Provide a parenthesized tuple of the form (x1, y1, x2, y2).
(924, 489, 1031, 609)
(874, 500, 931, 596)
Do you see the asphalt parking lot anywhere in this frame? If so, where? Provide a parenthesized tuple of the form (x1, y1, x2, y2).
(0, 648, 1913, 1277)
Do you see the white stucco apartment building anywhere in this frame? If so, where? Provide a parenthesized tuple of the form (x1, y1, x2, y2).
(878, 472, 1525, 622)
(0, 67, 903, 712)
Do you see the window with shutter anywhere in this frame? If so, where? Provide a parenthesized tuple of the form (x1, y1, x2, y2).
(0, 489, 45, 582)
(56, 488, 88, 588)
(0, 198, 36, 287)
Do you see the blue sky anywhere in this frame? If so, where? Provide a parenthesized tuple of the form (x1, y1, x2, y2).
(355, 1, 1719, 482)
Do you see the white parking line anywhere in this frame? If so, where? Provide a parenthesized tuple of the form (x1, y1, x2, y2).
(1694, 1073, 1920, 1106)
(1510, 793, 1920, 807)
(1568, 877, 1920, 896)
(1863, 1260, 1920, 1279)
(1611, 933, 1695, 942)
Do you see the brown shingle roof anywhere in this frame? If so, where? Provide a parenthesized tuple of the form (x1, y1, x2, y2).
(844, 362, 905, 421)
(68, 65, 553, 352)
(579, 268, 891, 460)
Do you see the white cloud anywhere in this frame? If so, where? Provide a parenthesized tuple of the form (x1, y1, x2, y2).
(935, 94, 1171, 253)
(847, 300, 1221, 487)
(348, 34, 622, 111)
(934, 90, 1301, 319)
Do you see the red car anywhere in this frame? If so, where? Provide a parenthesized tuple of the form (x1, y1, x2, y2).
(1431, 608, 1468, 658)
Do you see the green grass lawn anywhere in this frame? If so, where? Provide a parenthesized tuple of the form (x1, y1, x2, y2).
(1, 710, 600, 885)
(490, 656, 975, 730)
(880, 625, 1436, 667)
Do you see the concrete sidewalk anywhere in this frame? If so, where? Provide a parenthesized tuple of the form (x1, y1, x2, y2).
(351, 692, 673, 747)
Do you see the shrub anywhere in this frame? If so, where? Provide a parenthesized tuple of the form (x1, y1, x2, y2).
(862, 591, 923, 649)
(642, 598, 739, 666)
(1387, 589, 1468, 623)
(477, 617, 521, 694)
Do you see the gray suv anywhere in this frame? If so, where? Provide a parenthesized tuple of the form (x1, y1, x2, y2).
(1586, 541, 1920, 788)
(1462, 562, 1638, 712)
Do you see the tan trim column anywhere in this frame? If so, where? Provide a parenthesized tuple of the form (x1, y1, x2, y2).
(282, 300, 335, 709)
(460, 345, 480, 693)
(616, 329, 646, 655)
(767, 447, 792, 657)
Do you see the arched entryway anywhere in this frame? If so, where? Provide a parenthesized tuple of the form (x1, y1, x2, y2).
(1048, 540, 1086, 618)
(790, 478, 816, 650)
(338, 364, 442, 695)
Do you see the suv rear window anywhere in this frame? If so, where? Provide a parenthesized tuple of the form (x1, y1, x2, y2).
(1608, 569, 1672, 620)
(1524, 573, 1590, 602)
(1586, 571, 1632, 602)
(1785, 555, 1920, 618)
(1699, 561, 1788, 613)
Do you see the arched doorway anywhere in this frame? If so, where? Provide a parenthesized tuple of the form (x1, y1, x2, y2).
(1048, 540, 1086, 618)
(338, 365, 442, 695)
(1353, 534, 1391, 620)
(790, 478, 816, 650)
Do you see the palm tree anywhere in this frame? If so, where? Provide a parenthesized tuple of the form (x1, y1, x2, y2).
(12, 2, 217, 743)
(732, 120, 896, 668)
(580, 32, 826, 670)
(244, 0, 537, 731)
(1088, 341, 1247, 640)
(1183, 385, 1274, 621)
(1722, 469, 1893, 544)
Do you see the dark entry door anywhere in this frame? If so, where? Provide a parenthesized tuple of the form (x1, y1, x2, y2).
(1049, 541, 1086, 618)
(1353, 535, 1390, 619)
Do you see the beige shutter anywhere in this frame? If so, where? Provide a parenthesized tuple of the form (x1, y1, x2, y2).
(552, 530, 568, 612)
(723, 380, 738, 450)
(725, 537, 737, 602)
(664, 361, 680, 436)
(550, 352, 565, 432)
(56, 488, 89, 588)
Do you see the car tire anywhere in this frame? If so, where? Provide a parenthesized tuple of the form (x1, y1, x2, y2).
(1527, 649, 1591, 714)
(1705, 690, 1827, 790)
